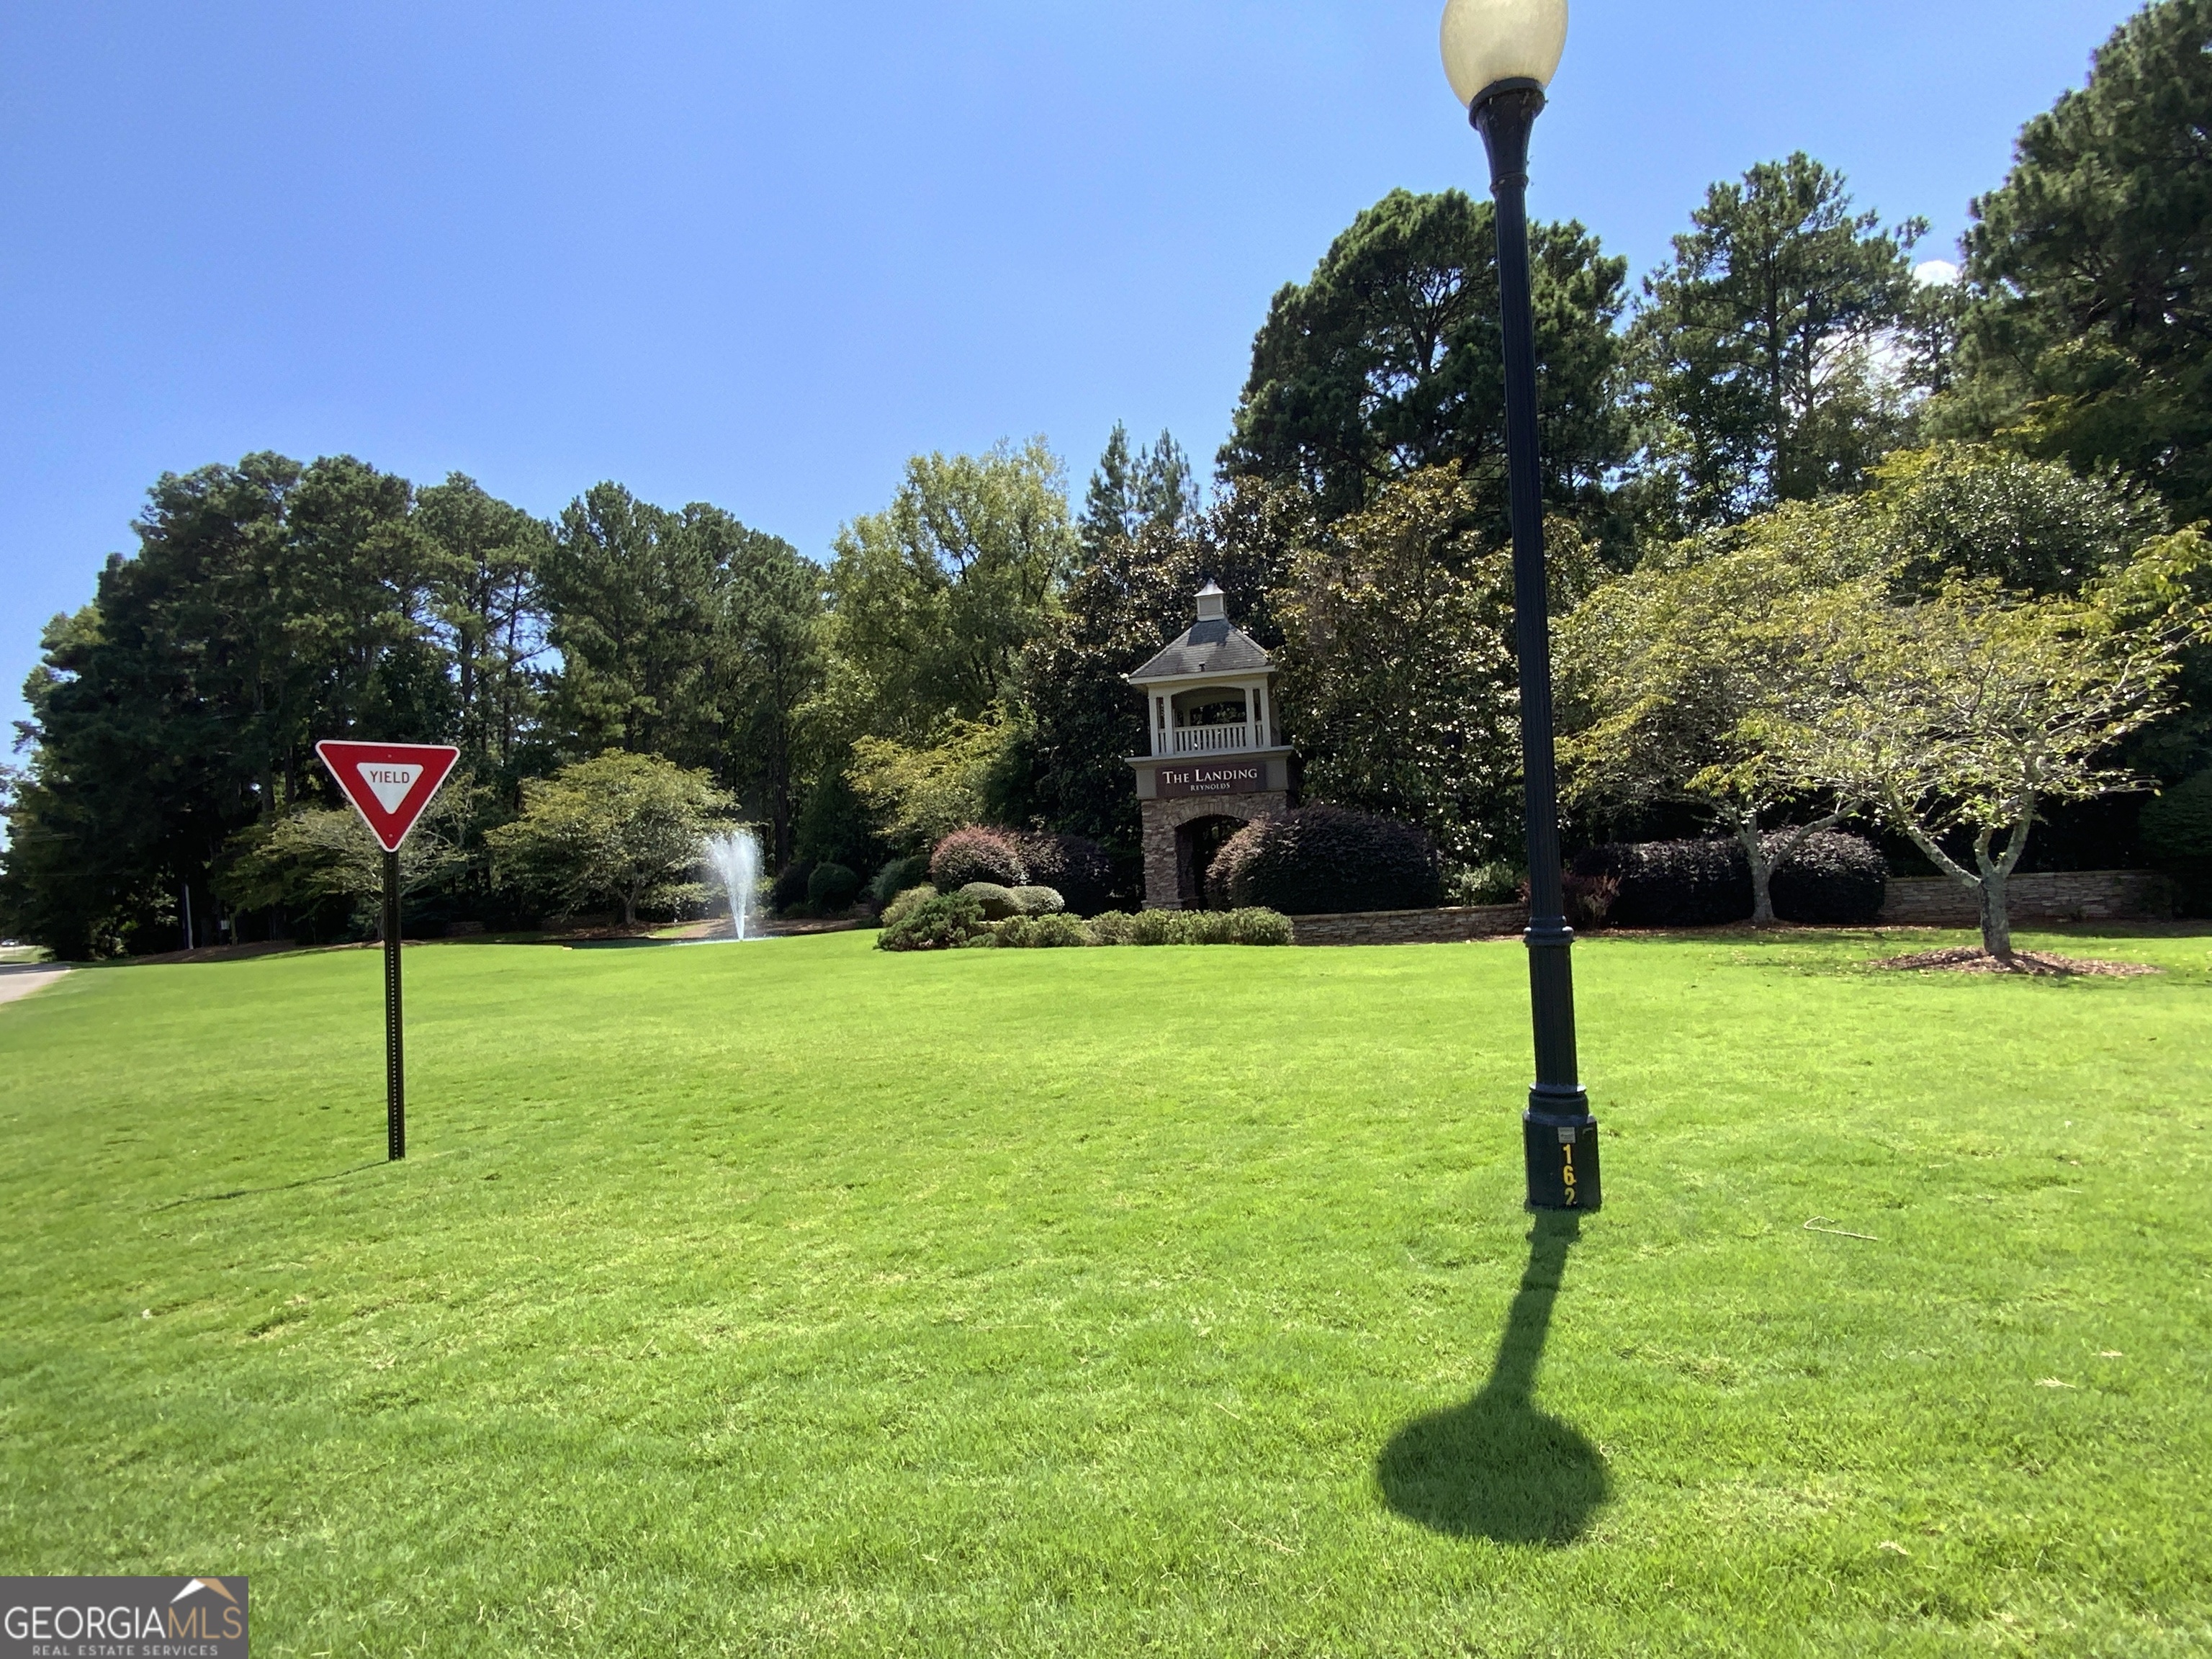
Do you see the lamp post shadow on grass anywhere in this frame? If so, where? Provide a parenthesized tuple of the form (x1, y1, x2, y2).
(1376, 1212, 1608, 1545)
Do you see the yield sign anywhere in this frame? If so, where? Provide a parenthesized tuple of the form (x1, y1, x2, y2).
(317, 741, 461, 852)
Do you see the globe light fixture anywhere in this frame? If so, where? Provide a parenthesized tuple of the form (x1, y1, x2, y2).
(1439, 0, 1568, 107)
(1440, 0, 1601, 1213)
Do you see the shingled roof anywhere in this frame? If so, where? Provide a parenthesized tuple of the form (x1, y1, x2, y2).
(1126, 583, 1275, 685)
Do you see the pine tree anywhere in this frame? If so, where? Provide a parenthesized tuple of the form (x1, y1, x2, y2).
(1940, 0, 2212, 525)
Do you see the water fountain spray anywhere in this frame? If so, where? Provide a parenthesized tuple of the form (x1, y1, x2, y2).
(703, 827, 764, 940)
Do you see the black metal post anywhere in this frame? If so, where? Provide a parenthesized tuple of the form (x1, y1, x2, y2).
(382, 848, 405, 1161)
(1473, 78, 1600, 1213)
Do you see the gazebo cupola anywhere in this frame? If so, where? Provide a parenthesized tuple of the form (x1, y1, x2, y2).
(1125, 583, 1295, 909)
(1127, 583, 1285, 760)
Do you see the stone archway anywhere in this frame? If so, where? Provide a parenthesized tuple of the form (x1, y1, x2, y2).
(1141, 791, 1286, 910)
(1179, 813, 1251, 910)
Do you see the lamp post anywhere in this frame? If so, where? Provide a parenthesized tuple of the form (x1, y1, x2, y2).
(1441, 0, 1600, 1212)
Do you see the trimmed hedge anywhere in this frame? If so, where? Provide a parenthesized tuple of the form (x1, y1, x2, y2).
(1082, 907, 1293, 946)
(930, 827, 1027, 891)
(1768, 832, 1887, 925)
(1007, 885, 1066, 916)
(1571, 831, 1888, 928)
(1571, 840, 1750, 928)
(1016, 833, 1115, 917)
(881, 899, 1293, 949)
(992, 912, 1091, 948)
(877, 890, 989, 950)
(1213, 806, 1442, 915)
(959, 882, 1023, 921)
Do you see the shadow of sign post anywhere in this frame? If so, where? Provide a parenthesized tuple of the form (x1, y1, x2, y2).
(1376, 1212, 1609, 1545)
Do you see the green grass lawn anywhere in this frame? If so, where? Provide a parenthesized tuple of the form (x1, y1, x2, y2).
(3, 927, 2209, 1655)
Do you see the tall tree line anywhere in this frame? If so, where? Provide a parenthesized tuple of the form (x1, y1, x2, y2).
(7, 0, 2207, 950)
(1, 459, 822, 956)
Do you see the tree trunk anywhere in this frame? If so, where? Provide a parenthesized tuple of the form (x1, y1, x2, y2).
(1973, 817, 2032, 963)
(1735, 811, 1841, 929)
(1897, 812, 2000, 958)
(770, 767, 793, 868)
(1979, 871, 2014, 962)
(622, 886, 639, 929)
(1736, 818, 1778, 927)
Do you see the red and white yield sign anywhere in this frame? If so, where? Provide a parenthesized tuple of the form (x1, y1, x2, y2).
(316, 741, 461, 852)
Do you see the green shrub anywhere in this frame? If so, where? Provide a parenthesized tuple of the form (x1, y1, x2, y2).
(1129, 908, 1194, 945)
(1016, 833, 1116, 916)
(1214, 807, 1442, 914)
(1084, 910, 1140, 945)
(879, 885, 937, 930)
(993, 912, 1090, 948)
(807, 863, 861, 911)
(1007, 885, 1065, 916)
(959, 881, 1022, 920)
(1768, 832, 1887, 925)
(2143, 770, 2212, 867)
(1188, 907, 1295, 945)
(877, 890, 989, 951)
(866, 855, 930, 909)
(770, 860, 815, 913)
(1076, 907, 1292, 947)
(1447, 861, 1526, 906)
(930, 827, 1027, 891)
(1572, 841, 1750, 927)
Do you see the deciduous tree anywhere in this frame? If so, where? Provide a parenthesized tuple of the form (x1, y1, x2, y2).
(1781, 536, 2210, 958)
(487, 750, 731, 927)
(848, 711, 1025, 850)
(1274, 466, 1581, 872)
(1558, 534, 1854, 924)
(822, 439, 1075, 742)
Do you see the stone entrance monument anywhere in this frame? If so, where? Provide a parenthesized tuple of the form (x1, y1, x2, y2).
(1126, 583, 1295, 909)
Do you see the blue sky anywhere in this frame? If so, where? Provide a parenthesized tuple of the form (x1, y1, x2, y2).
(0, 0, 2141, 748)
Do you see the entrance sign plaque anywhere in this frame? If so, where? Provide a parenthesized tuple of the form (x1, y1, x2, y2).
(1155, 761, 1267, 800)
(315, 741, 461, 1161)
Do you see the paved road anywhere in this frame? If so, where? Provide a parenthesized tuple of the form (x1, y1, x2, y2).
(0, 964, 67, 1007)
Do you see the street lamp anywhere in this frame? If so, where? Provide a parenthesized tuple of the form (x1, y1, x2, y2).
(1441, 0, 1601, 1213)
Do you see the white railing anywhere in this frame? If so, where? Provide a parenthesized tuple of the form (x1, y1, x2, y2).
(1168, 723, 1257, 756)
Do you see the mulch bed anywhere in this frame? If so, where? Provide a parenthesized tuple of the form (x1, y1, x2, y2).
(1874, 945, 2161, 977)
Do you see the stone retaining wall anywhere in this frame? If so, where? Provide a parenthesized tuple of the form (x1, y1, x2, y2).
(1286, 870, 2173, 945)
(1877, 870, 2175, 927)
(1288, 904, 1527, 946)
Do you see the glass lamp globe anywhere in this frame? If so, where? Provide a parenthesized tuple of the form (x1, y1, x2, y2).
(1439, 0, 1568, 107)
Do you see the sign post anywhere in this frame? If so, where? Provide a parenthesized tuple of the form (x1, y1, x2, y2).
(316, 741, 460, 1161)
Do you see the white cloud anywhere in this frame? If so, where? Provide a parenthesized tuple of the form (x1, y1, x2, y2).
(1915, 259, 1961, 287)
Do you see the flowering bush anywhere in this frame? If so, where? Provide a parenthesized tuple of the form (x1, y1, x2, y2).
(930, 827, 1027, 891)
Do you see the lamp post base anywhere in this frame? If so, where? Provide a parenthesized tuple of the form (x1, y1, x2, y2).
(1524, 1105, 1601, 1212)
